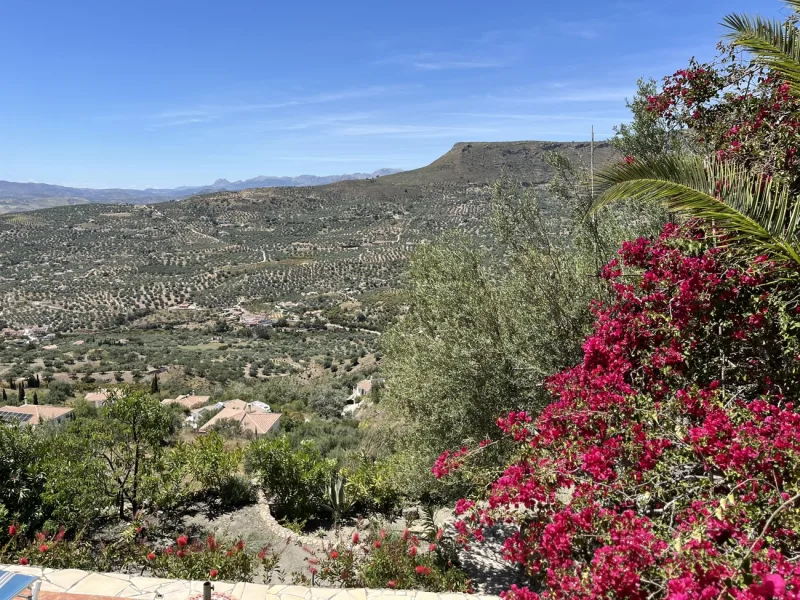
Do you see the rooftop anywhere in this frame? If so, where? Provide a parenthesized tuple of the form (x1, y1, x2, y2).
(0, 404, 73, 425)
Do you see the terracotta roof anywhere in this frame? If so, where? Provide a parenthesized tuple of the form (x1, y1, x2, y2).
(199, 406, 281, 436)
(84, 390, 110, 404)
(0, 404, 73, 426)
(161, 395, 211, 409)
(223, 399, 247, 410)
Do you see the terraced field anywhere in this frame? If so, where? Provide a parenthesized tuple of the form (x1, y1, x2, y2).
(0, 141, 614, 331)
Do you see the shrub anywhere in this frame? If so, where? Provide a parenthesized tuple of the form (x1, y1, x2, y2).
(187, 432, 248, 506)
(314, 525, 470, 592)
(246, 435, 335, 521)
(444, 224, 800, 599)
(341, 456, 402, 516)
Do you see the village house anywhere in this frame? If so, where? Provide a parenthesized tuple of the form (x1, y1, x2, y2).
(0, 404, 74, 427)
(161, 394, 211, 410)
(84, 389, 111, 408)
(198, 402, 281, 437)
(350, 377, 385, 400)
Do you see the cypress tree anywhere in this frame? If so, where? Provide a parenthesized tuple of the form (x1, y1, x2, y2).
(32, 392, 38, 405)
(1, 388, 6, 403)
(36, 374, 40, 387)
(18, 382, 25, 404)
(151, 373, 159, 394)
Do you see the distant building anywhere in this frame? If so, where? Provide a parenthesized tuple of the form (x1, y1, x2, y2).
(353, 378, 385, 398)
(161, 394, 211, 410)
(84, 389, 111, 408)
(198, 403, 281, 437)
(0, 404, 74, 427)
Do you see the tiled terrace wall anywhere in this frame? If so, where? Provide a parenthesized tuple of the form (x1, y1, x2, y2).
(1, 564, 500, 600)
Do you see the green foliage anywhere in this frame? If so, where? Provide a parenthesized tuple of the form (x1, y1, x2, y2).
(315, 526, 470, 592)
(187, 432, 253, 507)
(321, 473, 355, 524)
(612, 78, 687, 160)
(0, 425, 46, 528)
(724, 2, 800, 97)
(245, 435, 335, 521)
(341, 455, 402, 516)
(42, 387, 172, 526)
(593, 154, 800, 265)
(382, 158, 665, 501)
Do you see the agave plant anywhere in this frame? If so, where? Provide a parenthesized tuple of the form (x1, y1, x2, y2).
(590, 154, 800, 266)
(321, 473, 355, 525)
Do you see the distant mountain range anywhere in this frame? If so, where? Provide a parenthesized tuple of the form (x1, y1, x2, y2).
(0, 168, 403, 214)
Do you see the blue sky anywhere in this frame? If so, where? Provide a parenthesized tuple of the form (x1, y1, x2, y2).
(0, 0, 784, 188)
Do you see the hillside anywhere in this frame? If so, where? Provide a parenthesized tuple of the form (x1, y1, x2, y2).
(0, 140, 614, 331)
(0, 169, 403, 214)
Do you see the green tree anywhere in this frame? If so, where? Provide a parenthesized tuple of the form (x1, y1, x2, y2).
(246, 435, 334, 521)
(382, 160, 664, 500)
(187, 431, 247, 504)
(43, 387, 171, 524)
(0, 425, 47, 528)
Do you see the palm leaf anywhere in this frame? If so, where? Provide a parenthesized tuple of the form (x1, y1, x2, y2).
(723, 8, 800, 96)
(589, 155, 800, 265)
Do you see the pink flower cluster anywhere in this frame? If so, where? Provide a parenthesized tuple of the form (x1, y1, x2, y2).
(444, 224, 800, 599)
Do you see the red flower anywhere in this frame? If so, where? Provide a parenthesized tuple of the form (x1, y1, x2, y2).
(206, 535, 217, 550)
(624, 155, 636, 164)
(209, 569, 219, 579)
(177, 550, 186, 559)
(373, 540, 382, 549)
(435, 528, 444, 541)
(379, 529, 386, 539)
(753, 574, 786, 598)
(309, 567, 318, 575)
(176, 535, 188, 547)
(8, 525, 17, 536)
(146, 552, 155, 561)
(351, 532, 360, 544)
(409, 546, 417, 557)
(226, 550, 232, 557)
(387, 581, 397, 589)
(401, 528, 410, 541)
(165, 547, 174, 555)
(136, 526, 143, 535)
(428, 543, 437, 552)
(38, 544, 48, 553)
(18, 557, 29, 565)
(235, 540, 244, 551)
(329, 550, 339, 559)
(415, 565, 431, 576)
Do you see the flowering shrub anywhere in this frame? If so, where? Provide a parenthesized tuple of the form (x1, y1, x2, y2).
(147, 534, 279, 582)
(441, 224, 800, 599)
(640, 43, 800, 190)
(1, 525, 281, 583)
(311, 525, 470, 592)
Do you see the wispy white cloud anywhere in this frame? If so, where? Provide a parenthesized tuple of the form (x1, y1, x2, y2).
(375, 51, 508, 71)
(331, 124, 499, 138)
(488, 84, 635, 104)
(103, 85, 416, 128)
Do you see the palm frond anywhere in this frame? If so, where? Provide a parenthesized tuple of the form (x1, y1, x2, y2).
(590, 155, 800, 265)
(723, 11, 800, 96)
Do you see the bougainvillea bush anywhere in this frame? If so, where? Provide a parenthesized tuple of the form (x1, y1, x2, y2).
(440, 224, 800, 599)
